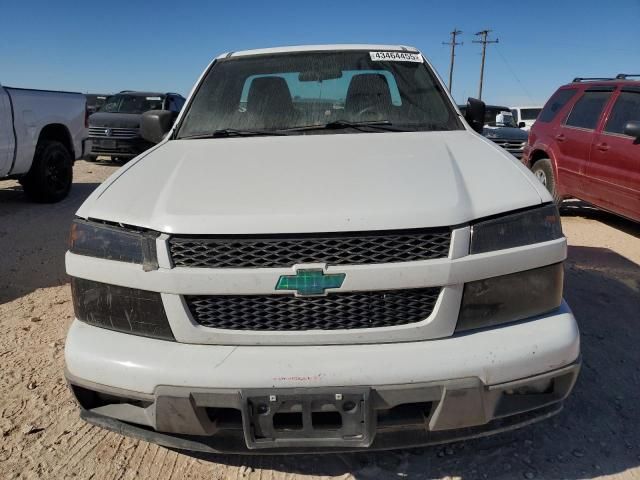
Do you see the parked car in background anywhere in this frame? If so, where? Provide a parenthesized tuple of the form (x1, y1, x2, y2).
(65, 44, 580, 453)
(459, 104, 528, 158)
(0, 83, 86, 202)
(511, 106, 542, 131)
(523, 74, 640, 222)
(86, 91, 185, 161)
(85, 94, 110, 115)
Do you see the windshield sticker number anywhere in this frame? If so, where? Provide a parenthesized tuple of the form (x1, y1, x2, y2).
(369, 51, 422, 62)
(146, 97, 162, 100)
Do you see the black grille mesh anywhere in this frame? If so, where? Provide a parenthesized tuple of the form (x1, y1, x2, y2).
(169, 230, 451, 268)
(185, 288, 441, 331)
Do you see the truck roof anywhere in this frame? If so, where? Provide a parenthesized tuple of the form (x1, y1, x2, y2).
(116, 91, 168, 97)
(220, 44, 420, 59)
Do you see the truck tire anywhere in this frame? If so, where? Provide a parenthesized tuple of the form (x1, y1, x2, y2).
(531, 158, 562, 206)
(22, 140, 73, 203)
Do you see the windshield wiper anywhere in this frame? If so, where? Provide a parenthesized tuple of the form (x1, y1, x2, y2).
(180, 128, 289, 139)
(283, 120, 405, 133)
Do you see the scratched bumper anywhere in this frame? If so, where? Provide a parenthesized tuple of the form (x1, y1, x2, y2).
(64, 305, 580, 452)
(64, 303, 580, 394)
(67, 362, 579, 453)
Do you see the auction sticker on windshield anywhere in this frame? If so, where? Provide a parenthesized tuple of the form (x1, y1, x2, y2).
(369, 51, 422, 62)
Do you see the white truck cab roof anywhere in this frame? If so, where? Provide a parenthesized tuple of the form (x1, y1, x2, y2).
(218, 44, 419, 59)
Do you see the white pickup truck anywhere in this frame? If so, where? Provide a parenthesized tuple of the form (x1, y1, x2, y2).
(65, 45, 580, 453)
(0, 84, 86, 202)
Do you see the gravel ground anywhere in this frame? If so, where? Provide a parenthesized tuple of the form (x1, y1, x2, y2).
(0, 160, 639, 480)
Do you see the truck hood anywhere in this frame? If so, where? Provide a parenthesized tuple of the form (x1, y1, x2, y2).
(78, 131, 548, 234)
(483, 125, 529, 141)
(88, 112, 141, 129)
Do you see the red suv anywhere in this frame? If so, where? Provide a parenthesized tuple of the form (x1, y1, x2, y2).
(523, 74, 640, 222)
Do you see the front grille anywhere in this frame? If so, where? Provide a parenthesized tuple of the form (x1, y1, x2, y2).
(186, 288, 441, 331)
(88, 126, 139, 138)
(491, 139, 526, 157)
(169, 229, 451, 268)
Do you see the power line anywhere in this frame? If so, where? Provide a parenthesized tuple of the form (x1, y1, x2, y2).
(442, 28, 463, 92)
(472, 30, 499, 100)
(494, 45, 535, 104)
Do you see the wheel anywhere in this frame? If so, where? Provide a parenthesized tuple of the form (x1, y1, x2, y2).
(22, 140, 73, 203)
(531, 158, 562, 206)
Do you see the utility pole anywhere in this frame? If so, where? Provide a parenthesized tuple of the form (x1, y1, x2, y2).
(473, 30, 499, 100)
(442, 29, 463, 92)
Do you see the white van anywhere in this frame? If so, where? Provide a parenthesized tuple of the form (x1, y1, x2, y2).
(511, 106, 543, 131)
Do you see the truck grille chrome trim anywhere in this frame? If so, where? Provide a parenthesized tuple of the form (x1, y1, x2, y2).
(88, 126, 139, 138)
(168, 229, 452, 268)
(491, 139, 526, 156)
(185, 288, 441, 331)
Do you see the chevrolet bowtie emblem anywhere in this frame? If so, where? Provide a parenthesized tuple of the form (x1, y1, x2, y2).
(276, 269, 346, 296)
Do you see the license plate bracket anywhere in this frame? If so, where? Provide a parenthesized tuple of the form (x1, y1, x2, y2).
(101, 139, 116, 148)
(241, 388, 375, 449)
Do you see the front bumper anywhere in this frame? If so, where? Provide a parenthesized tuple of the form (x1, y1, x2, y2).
(87, 137, 153, 158)
(68, 362, 579, 453)
(65, 303, 580, 452)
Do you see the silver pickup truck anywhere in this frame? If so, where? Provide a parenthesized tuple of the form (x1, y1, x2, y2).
(0, 84, 86, 202)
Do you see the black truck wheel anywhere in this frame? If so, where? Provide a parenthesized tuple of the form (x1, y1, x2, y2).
(22, 140, 73, 203)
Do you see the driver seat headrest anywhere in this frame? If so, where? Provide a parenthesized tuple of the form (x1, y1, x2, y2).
(345, 74, 393, 114)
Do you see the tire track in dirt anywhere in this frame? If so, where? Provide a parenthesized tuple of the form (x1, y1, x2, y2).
(122, 441, 149, 480)
(52, 426, 110, 476)
(157, 449, 180, 480)
(101, 435, 126, 480)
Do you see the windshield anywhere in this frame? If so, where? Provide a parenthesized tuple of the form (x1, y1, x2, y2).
(177, 50, 462, 138)
(99, 94, 165, 114)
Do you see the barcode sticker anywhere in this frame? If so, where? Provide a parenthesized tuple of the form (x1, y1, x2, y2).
(369, 51, 422, 62)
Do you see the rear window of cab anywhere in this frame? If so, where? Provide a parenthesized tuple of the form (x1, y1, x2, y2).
(239, 70, 404, 109)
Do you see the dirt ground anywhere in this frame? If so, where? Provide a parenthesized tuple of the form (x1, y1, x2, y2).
(1, 160, 638, 480)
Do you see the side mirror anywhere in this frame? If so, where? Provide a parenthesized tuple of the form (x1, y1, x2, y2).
(464, 97, 486, 134)
(140, 110, 177, 144)
(623, 120, 640, 142)
(518, 122, 526, 129)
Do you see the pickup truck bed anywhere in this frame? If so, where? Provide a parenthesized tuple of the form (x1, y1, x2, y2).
(0, 85, 86, 202)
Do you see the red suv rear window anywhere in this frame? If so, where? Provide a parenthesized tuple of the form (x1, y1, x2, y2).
(538, 88, 578, 123)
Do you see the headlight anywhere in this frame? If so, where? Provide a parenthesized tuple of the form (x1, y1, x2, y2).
(456, 263, 563, 332)
(470, 204, 563, 254)
(70, 219, 159, 270)
(71, 278, 175, 341)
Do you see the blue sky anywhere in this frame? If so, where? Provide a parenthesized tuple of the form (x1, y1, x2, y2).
(1, 0, 638, 106)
